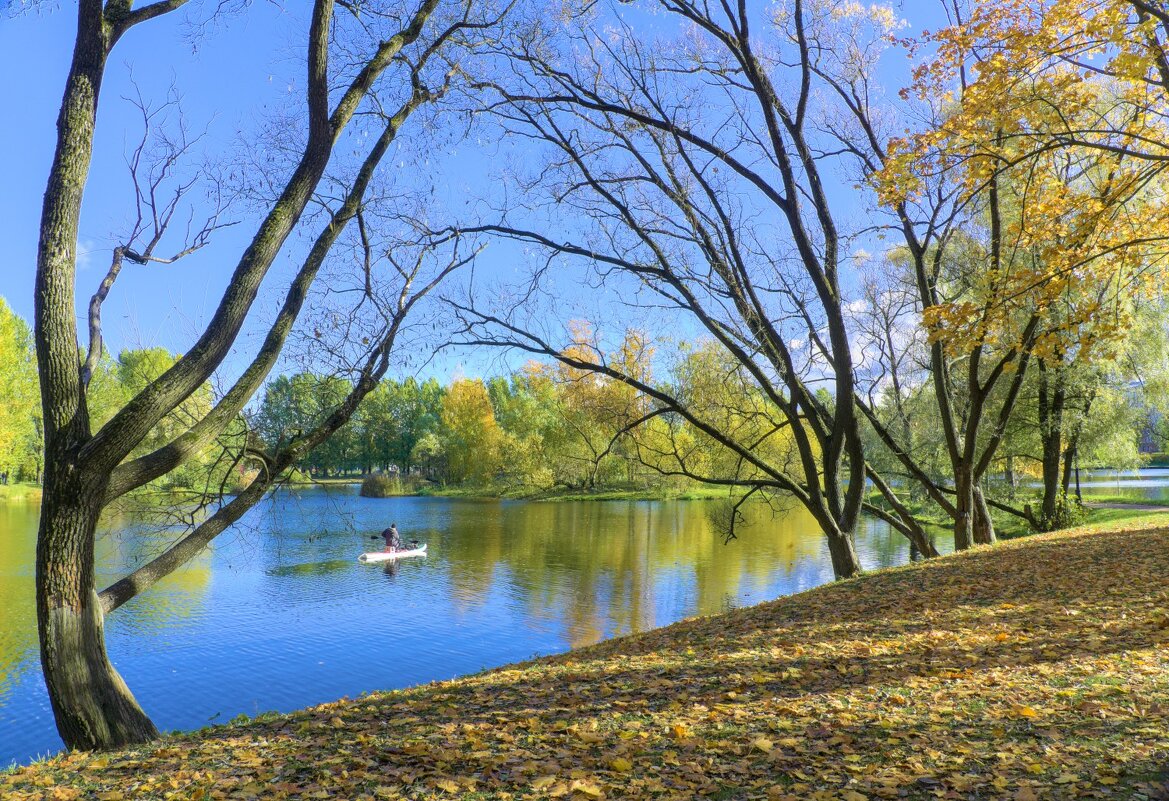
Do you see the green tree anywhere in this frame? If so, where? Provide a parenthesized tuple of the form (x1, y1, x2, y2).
(386, 377, 445, 471)
(528, 325, 656, 490)
(254, 373, 359, 476)
(439, 378, 502, 483)
(0, 298, 39, 482)
(487, 366, 561, 488)
(410, 430, 447, 481)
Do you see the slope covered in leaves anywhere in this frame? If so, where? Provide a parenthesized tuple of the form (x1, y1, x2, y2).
(6, 522, 1169, 800)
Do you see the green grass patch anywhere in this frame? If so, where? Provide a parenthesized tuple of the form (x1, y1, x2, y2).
(0, 483, 41, 502)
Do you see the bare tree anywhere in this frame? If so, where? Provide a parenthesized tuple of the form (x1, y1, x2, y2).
(444, 0, 958, 578)
(32, 0, 500, 751)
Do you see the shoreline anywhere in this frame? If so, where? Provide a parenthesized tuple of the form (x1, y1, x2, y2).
(0, 484, 41, 503)
(292, 479, 730, 503)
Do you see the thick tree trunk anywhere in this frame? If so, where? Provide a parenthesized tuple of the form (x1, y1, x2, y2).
(1040, 441, 1062, 526)
(1038, 392, 1064, 528)
(33, 1, 157, 751)
(953, 467, 974, 550)
(824, 525, 862, 579)
(972, 484, 996, 545)
(37, 468, 158, 750)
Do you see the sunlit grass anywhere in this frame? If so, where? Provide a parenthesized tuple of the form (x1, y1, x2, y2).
(0, 484, 41, 503)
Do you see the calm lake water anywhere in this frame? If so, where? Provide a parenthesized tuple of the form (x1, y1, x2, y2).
(1070, 466, 1169, 502)
(8, 473, 1156, 768)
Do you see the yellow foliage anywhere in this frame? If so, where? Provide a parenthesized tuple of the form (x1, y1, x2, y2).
(879, 0, 1169, 364)
(440, 379, 503, 484)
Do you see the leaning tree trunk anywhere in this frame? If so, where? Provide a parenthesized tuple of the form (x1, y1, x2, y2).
(37, 464, 158, 750)
(34, 1, 159, 751)
(972, 484, 996, 545)
(904, 519, 940, 559)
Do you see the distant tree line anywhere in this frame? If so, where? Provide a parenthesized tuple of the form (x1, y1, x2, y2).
(5, 291, 1165, 502)
(0, 296, 233, 492)
(0, 298, 38, 484)
(251, 327, 667, 490)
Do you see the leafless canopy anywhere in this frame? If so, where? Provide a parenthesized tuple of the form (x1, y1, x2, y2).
(436, 0, 949, 574)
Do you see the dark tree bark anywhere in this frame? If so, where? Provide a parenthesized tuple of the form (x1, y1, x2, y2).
(34, 0, 162, 752)
(32, 0, 475, 751)
(1037, 359, 1067, 527)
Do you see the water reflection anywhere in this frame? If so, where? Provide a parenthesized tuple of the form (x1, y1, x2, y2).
(0, 501, 37, 698)
(1, 488, 944, 767)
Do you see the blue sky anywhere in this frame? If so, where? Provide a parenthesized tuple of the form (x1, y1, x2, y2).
(1, 5, 319, 357)
(0, 2, 948, 385)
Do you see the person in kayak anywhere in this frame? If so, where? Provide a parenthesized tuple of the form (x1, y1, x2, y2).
(382, 523, 401, 552)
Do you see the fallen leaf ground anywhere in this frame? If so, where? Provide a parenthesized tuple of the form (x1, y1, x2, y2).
(6, 522, 1169, 800)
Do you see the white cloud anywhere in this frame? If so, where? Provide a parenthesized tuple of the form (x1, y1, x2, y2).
(76, 239, 99, 272)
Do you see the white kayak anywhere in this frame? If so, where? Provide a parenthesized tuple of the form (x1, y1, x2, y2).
(358, 543, 427, 563)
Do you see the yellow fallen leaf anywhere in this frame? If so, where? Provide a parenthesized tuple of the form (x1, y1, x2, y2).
(841, 790, 868, 801)
(96, 793, 124, 801)
(570, 779, 605, 797)
(610, 757, 633, 772)
(751, 736, 774, 753)
(237, 782, 264, 798)
(434, 778, 460, 793)
(532, 776, 557, 790)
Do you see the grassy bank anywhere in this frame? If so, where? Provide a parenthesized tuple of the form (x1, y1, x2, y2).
(0, 483, 41, 502)
(353, 476, 728, 502)
(7, 517, 1169, 799)
(418, 484, 728, 502)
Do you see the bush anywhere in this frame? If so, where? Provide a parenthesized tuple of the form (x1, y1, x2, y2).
(1039, 493, 1087, 532)
(360, 474, 402, 498)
